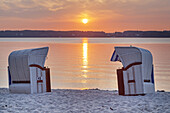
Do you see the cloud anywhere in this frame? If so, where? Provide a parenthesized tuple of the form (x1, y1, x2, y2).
(0, 0, 170, 18)
(0, 0, 169, 31)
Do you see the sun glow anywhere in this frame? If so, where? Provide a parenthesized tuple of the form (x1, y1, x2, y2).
(82, 18, 88, 24)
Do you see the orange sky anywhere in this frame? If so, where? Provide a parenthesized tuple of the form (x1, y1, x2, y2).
(0, 0, 170, 32)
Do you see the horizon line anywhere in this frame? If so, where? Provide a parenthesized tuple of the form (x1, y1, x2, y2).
(1, 29, 170, 33)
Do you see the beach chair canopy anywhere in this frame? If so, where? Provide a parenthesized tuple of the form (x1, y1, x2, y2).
(111, 46, 153, 80)
(8, 47, 49, 82)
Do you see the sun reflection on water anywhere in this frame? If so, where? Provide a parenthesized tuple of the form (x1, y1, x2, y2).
(83, 39, 88, 66)
(81, 38, 88, 85)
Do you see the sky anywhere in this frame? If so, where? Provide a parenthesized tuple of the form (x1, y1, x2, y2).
(0, 0, 170, 32)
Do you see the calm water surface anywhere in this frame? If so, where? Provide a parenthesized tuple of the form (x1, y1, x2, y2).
(0, 38, 170, 91)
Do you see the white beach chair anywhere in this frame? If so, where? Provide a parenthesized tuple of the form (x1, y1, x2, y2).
(111, 46, 155, 96)
(8, 47, 51, 94)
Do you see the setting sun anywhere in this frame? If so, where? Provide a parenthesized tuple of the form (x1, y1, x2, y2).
(82, 19, 88, 24)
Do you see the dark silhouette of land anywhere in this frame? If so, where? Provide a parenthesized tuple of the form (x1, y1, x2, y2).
(0, 30, 170, 37)
(112, 30, 170, 37)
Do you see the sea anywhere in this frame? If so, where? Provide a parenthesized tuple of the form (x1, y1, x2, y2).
(0, 37, 170, 91)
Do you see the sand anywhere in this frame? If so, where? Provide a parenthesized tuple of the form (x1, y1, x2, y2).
(0, 88, 169, 113)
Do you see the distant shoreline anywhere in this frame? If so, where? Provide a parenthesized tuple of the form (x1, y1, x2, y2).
(0, 30, 170, 37)
(1, 36, 170, 38)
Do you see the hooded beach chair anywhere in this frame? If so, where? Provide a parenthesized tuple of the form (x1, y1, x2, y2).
(8, 47, 51, 94)
(111, 46, 155, 96)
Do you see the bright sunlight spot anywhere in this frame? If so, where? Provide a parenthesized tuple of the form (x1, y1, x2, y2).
(82, 18, 88, 24)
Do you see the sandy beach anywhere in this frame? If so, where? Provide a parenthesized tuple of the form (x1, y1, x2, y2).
(0, 88, 169, 113)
